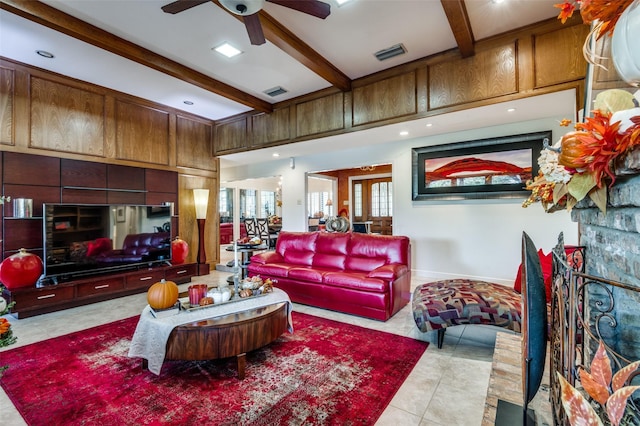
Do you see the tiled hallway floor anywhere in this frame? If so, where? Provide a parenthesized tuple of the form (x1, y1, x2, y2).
(1, 262, 505, 425)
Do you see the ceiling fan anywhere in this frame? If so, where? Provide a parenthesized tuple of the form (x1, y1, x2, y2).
(161, 0, 331, 45)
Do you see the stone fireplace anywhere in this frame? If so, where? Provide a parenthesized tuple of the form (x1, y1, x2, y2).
(571, 147, 640, 360)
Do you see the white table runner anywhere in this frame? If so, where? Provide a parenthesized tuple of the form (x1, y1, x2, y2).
(128, 288, 293, 375)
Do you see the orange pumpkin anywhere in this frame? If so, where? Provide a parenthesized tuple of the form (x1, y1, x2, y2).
(147, 279, 179, 310)
(558, 131, 593, 169)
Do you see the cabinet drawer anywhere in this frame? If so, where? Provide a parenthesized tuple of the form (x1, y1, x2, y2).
(13, 286, 75, 309)
(125, 270, 165, 289)
(77, 277, 124, 298)
(165, 263, 197, 281)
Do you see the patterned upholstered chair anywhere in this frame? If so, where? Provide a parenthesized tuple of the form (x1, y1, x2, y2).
(411, 279, 522, 348)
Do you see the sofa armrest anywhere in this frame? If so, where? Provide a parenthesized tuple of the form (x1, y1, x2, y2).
(250, 251, 284, 264)
(367, 263, 408, 280)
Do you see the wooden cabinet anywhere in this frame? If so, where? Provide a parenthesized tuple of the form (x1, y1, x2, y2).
(1, 152, 194, 319)
(125, 269, 165, 290)
(165, 263, 197, 281)
(2, 263, 196, 318)
(76, 276, 124, 299)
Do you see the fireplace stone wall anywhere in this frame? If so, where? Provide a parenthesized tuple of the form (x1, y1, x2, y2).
(571, 148, 640, 359)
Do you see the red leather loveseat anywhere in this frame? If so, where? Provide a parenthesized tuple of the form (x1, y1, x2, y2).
(247, 231, 411, 321)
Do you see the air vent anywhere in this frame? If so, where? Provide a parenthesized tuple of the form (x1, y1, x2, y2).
(374, 43, 407, 61)
(263, 86, 288, 97)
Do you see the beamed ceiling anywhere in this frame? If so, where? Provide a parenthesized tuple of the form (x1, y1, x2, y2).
(0, 0, 563, 120)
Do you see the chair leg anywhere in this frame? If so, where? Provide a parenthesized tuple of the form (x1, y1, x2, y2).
(437, 328, 446, 349)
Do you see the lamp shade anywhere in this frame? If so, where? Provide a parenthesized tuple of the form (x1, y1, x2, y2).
(193, 189, 209, 219)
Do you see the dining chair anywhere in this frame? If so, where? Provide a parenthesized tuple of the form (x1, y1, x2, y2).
(243, 218, 258, 239)
(256, 218, 277, 248)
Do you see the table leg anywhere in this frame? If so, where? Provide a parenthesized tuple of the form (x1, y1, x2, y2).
(237, 353, 246, 380)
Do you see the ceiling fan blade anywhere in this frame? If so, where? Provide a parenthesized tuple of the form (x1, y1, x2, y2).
(244, 14, 266, 45)
(266, 0, 330, 19)
(161, 0, 210, 14)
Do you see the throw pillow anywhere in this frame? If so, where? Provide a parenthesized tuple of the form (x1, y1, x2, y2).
(87, 237, 112, 257)
(514, 248, 553, 302)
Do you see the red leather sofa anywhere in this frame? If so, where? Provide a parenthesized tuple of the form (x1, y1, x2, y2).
(95, 232, 170, 264)
(247, 231, 411, 321)
(219, 222, 247, 244)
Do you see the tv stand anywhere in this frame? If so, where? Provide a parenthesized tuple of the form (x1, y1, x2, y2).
(2, 263, 197, 319)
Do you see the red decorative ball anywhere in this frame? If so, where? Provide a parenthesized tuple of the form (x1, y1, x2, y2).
(171, 237, 189, 265)
(0, 248, 44, 289)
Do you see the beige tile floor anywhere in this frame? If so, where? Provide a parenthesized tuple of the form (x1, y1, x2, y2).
(0, 251, 505, 425)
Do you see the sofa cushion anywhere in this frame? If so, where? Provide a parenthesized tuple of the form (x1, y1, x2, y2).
(312, 232, 349, 270)
(277, 231, 318, 266)
(288, 266, 325, 282)
(247, 262, 291, 278)
(345, 233, 410, 272)
(323, 272, 386, 292)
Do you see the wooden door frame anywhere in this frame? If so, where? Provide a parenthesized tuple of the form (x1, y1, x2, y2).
(348, 172, 392, 225)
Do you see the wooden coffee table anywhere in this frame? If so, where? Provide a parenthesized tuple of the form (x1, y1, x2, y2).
(152, 302, 288, 379)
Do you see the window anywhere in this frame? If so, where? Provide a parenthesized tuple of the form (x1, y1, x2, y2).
(239, 189, 257, 219)
(307, 191, 331, 217)
(261, 191, 276, 217)
(371, 181, 392, 217)
(219, 188, 234, 223)
(354, 183, 362, 217)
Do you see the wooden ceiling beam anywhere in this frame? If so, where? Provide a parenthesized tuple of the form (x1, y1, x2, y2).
(440, 0, 475, 58)
(213, 1, 351, 92)
(0, 0, 273, 113)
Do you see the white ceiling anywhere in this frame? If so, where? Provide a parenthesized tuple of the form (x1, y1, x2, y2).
(0, 0, 565, 167)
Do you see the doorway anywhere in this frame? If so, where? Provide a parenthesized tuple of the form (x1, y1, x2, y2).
(351, 175, 393, 235)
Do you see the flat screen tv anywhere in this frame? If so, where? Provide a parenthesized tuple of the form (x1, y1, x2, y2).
(41, 204, 172, 284)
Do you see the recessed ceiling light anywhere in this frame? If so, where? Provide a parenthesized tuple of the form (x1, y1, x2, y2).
(272, 153, 280, 157)
(335, 0, 352, 6)
(36, 50, 54, 59)
(183, 100, 194, 105)
(213, 42, 242, 58)
(507, 108, 516, 112)
(425, 123, 433, 127)
(399, 131, 409, 136)
(491, 0, 505, 4)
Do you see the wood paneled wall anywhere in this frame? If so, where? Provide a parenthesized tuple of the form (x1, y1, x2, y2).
(0, 58, 220, 265)
(213, 17, 589, 156)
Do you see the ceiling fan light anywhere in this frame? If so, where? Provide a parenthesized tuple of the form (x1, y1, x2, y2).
(219, 0, 265, 15)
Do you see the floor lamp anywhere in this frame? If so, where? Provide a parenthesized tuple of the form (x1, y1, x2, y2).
(193, 189, 210, 276)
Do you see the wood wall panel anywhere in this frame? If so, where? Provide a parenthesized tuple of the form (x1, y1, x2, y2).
(178, 174, 218, 265)
(588, 36, 628, 92)
(2, 183, 62, 217)
(353, 72, 416, 126)
(176, 116, 214, 170)
(251, 107, 290, 146)
(429, 44, 518, 110)
(214, 118, 247, 154)
(61, 159, 107, 188)
(61, 188, 108, 204)
(30, 77, 105, 156)
(534, 25, 590, 88)
(0, 67, 14, 145)
(296, 92, 344, 137)
(3, 152, 60, 186)
(115, 100, 169, 165)
(108, 164, 145, 191)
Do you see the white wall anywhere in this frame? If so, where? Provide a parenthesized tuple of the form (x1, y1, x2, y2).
(221, 116, 578, 285)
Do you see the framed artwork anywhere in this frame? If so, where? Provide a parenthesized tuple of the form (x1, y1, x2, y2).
(116, 206, 126, 223)
(412, 131, 551, 201)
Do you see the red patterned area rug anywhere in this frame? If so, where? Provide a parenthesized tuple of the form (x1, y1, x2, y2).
(0, 312, 428, 425)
